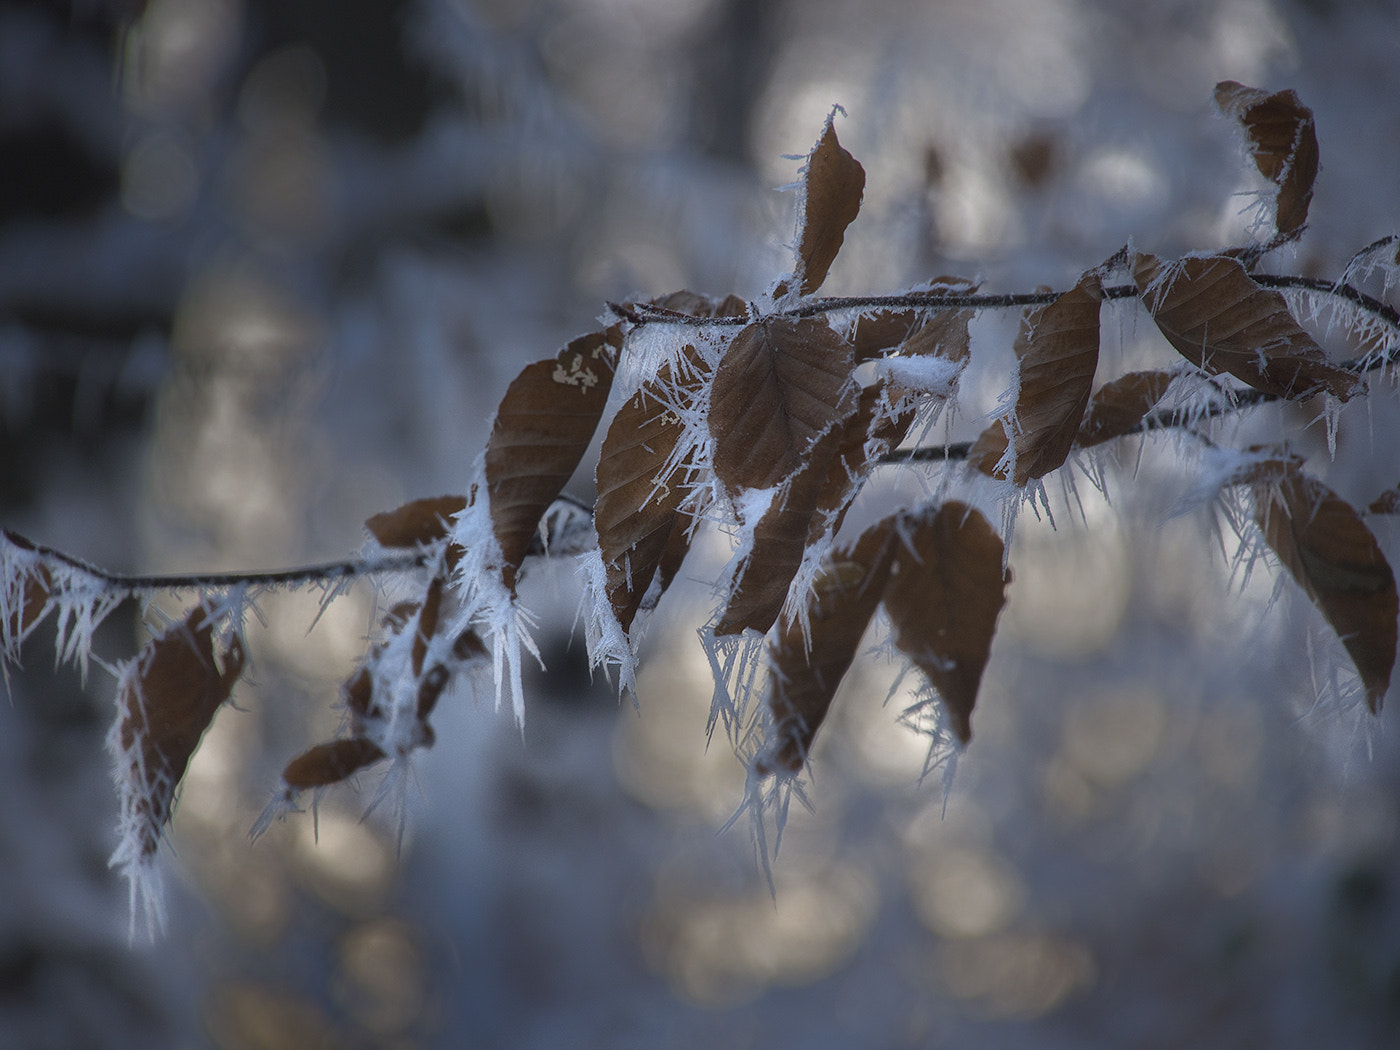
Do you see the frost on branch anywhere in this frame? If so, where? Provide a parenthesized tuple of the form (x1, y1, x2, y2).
(108, 602, 245, 937)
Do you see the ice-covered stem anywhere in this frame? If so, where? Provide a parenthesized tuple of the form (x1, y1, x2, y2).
(614, 275, 1400, 364)
(1, 532, 428, 599)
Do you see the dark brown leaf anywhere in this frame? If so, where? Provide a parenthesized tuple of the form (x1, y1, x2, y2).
(757, 517, 900, 774)
(883, 502, 1009, 743)
(117, 605, 245, 856)
(1134, 253, 1357, 401)
(594, 361, 697, 632)
(717, 424, 847, 636)
(709, 317, 858, 494)
(1215, 81, 1319, 236)
(283, 738, 386, 790)
(1077, 370, 1176, 448)
(796, 118, 865, 296)
(966, 420, 1010, 478)
(1252, 468, 1397, 711)
(1008, 270, 1102, 484)
(809, 382, 917, 542)
(1367, 486, 1400, 517)
(364, 496, 467, 549)
(485, 328, 619, 590)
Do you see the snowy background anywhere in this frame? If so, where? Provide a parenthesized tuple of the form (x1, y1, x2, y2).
(3, 0, 1400, 1046)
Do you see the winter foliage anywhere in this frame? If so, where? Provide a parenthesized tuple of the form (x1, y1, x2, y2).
(4, 75, 1400, 951)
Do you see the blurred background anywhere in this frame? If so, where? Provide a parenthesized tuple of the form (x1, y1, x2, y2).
(2, 0, 1400, 1046)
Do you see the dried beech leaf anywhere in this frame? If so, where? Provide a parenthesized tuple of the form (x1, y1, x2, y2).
(709, 317, 858, 494)
(901, 304, 974, 367)
(884, 502, 1009, 743)
(1215, 81, 1319, 235)
(796, 118, 865, 296)
(757, 518, 900, 774)
(1367, 486, 1400, 517)
(654, 513, 695, 600)
(1134, 253, 1357, 401)
(966, 420, 1010, 478)
(411, 575, 443, 678)
(283, 738, 386, 790)
(1252, 470, 1398, 711)
(852, 310, 919, 360)
(595, 364, 696, 632)
(364, 496, 467, 549)
(651, 290, 749, 319)
(809, 382, 916, 542)
(1077, 370, 1175, 448)
(1009, 271, 1102, 484)
(718, 425, 846, 636)
(116, 606, 245, 857)
(485, 328, 619, 589)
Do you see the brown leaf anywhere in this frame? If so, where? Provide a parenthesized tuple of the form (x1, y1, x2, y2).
(1077, 370, 1176, 448)
(809, 382, 917, 542)
(364, 496, 467, 549)
(883, 502, 1009, 743)
(757, 517, 900, 774)
(1215, 81, 1319, 235)
(1008, 271, 1102, 484)
(2, 532, 52, 646)
(796, 118, 865, 296)
(117, 605, 245, 856)
(283, 738, 386, 790)
(1367, 486, 1400, 517)
(594, 363, 696, 632)
(411, 575, 443, 678)
(485, 328, 619, 590)
(650, 290, 749, 319)
(901, 304, 975, 368)
(966, 420, 1010, 478)
(1252, 469, 1397, 711)
(717, 425, 847, 636)
(709, 317, 858, 494)
(852, 310, 919, 360)
(1134, 253, 1357, 401)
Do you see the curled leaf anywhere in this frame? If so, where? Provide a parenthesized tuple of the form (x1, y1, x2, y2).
(112, 605, 245, 861)
(1251, 468, 1397, 711)
(809, 382, 917, 542)
(1215, 80, 1319, 236)
(594, 363, 696, 632)
(1077, 370, 1175, 448)
(1134, 253, 1357, 401)
(1008, 270, 1102, 484)
(709, 317, 858, 494)
(883, 503, 1009, 743)
(757, 518, 899, 774)
(485, 328, 620, 589)
(283, 738, 386, 791)
(796, 117, 866, 296)
(718, 425, 846, 637)
(364, 496, 467, 549)
(1367, 486, 1400, 517)
(966, 420, 1010, 479)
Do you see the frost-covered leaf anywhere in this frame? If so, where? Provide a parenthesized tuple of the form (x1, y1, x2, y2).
(1, 531, 52, 660)
(1077, 370, 1176, 448)
(756, 517, 899, 774)
(282, 738, 387, 790)
(795, 117, 865, 296)
(1251, 468, 1397, 711)
(718, 425, 847, 636)
(1367, 485, 1400, 517)
(809, 383, 917, 542)
(1214, 80, 1319, 236)
(110, 603, 244, 930)
(364, 496, 467, 549)
(1134, 253, 1357, 401)
(1007, 270, 1102, 484)
(966, 420, 1011, 479)
(883, 502, 1009, 743)
(595, 364, 696, 632)
(485, 328, 619, 590)
(709, 317, 858, 494)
